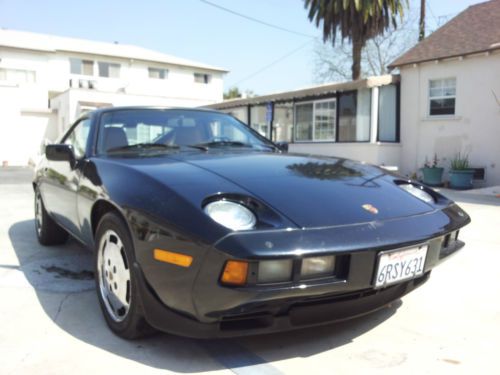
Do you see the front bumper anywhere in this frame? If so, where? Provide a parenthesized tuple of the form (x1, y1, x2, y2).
(135, 261, 430, 338)
(133, 203, 469, 338)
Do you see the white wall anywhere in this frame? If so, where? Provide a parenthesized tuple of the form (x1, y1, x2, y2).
(51, 88, 222, 134)
(0, 46, 225, 165)
(290, 142, 402, 168)
(399, 51, 500, 186)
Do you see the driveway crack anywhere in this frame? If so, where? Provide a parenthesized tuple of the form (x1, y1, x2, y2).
(54, 293, 71, 323)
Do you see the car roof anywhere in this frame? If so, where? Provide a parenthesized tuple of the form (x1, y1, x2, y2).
(86, 106, 224, 117)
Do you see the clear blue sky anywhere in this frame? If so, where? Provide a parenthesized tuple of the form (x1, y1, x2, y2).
(0, 0, 485, 95)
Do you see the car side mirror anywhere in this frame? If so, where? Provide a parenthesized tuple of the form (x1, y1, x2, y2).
(275, 142, 289, 152)
(46, 144, 76, 167)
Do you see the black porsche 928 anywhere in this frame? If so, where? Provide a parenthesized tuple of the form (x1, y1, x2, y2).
(33, 107, 470, 339)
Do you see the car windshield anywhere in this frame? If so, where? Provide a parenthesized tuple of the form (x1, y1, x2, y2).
(97, 109, 276, 155)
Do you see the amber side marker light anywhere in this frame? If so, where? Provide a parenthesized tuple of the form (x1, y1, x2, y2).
(221, 260, 248, 286)
(154, 249, 193, 268)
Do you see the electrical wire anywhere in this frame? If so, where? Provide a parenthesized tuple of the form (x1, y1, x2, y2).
(426, 1, 440, 28)
(229, 39, 314, 86)
(199, 0, 316, 38)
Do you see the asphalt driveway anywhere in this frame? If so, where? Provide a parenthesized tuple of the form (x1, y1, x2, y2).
(1, 167, 499, 374)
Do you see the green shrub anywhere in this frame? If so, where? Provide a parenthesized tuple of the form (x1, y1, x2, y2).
(450, 152, 470, 170)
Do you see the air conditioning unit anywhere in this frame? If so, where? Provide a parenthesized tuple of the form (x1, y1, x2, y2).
(69, 78, 97, 90)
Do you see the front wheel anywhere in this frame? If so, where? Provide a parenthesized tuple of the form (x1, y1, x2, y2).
(94, 212, 154, 339)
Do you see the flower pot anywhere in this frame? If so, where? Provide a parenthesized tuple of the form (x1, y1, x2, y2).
(421, 167, 444, 186)
(449, 169, 475, 190)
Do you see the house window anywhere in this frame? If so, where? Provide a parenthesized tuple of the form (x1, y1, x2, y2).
(70, 58, 94, 76)
(194, 73, 211, 84)
(338, 89, 371, 142)
(98, 62, 120, 78)
(250, 105, 270, 138)
(295, 99, 336, 142)
(223, 106, 248, 124)
(429, 78, 456, 116)
(314, 100, 336, 140)
(378, 85, 398, 142)
(0, 68, 36, 83)
(148, 67, 168, 79)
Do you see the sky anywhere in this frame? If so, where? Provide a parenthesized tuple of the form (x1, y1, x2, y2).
(0, 0, 486, 95)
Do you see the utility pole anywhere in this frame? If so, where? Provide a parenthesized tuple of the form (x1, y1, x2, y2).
(419, 0, 426, 41)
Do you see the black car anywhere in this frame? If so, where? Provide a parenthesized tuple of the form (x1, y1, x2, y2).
(33, 107, 470, 339)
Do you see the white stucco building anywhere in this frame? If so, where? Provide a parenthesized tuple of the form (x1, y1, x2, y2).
(207, 75, 401, 169)
(389, 0, 500, 186)
(0, 29, 227, 166)
(208, 0, 500, 187)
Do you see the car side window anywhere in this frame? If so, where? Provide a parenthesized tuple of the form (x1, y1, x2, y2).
(64, 118, 91, 159)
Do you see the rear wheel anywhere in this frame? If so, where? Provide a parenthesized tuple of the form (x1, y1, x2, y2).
(94, 212, 154, 339)
(34, 188, 69, 245)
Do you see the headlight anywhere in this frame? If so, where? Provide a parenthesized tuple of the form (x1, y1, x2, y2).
(258, 259, 293, 283)
(204, 200, 256, 231)
(301, 256, 335, 279)
(400, 184, 434, 203)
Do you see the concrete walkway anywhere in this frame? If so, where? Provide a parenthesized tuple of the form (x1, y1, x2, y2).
(1, 169, 499, 374)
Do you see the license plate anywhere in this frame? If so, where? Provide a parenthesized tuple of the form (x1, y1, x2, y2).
(374, 245, 428, 288)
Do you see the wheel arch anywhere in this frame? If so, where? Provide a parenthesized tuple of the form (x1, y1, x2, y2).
(91, 199, 131, 240)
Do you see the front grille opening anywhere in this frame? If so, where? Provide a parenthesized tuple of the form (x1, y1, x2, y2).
(443, 234, 450, 249)
(439, 231, 460, 259)
(220, 314, 273, 331)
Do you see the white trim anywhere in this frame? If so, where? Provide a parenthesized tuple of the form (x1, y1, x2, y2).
(428, 77, 456, 117)
(422, 115, 462, 122)
(370, 86, 379, 143)
(294, 98, 337, 143)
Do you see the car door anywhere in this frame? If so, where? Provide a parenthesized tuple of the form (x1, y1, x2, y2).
(42, 118, 92, 238)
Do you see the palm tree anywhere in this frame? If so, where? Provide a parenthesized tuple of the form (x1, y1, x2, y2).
(305, 0, 407, 80)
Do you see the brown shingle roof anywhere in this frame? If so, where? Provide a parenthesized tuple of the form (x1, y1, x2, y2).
(389, 0, 500, 68)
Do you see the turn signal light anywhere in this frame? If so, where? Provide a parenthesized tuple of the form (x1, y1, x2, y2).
(221, 260, 248, 286)
(154, 249, 193, 268)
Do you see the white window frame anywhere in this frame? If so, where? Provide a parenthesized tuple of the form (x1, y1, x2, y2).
(0, 68, 36, 83)
(294, 98, 337, 142)
(194, 73, 211, 84)
(428, 77, 456, 117)
(69, 58, 95, 76)
(97, 61, 121, 78)
(148, 67, 168, 80)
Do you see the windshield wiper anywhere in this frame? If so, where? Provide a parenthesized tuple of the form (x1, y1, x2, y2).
(107, 143, 179, 153)
(187, 141, 257, 151)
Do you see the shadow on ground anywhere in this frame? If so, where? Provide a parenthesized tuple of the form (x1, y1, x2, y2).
(8, 219, 401, 373)
(437, 189, 500, 207)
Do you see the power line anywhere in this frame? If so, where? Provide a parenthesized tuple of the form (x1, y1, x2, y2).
(229, 39, 314, 87)
(426, 2, 440, 28)
(199, 0, 316, 38)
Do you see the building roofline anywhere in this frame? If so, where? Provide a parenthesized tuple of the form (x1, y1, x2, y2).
(0, 28, 229, 73)
(388, 0, 500, 69)
(388, 45, 500, 70)
(205, 75, 399, 109)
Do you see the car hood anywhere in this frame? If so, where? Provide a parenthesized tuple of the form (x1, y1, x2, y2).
(170, 151, 435, 228)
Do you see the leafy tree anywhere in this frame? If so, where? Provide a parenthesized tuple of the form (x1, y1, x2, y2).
(313, 7, 417, 82)
(223, 87, 242, 100)
(304, 0, 407, 80)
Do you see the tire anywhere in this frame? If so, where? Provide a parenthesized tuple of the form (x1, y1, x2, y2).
(34, 188, 69, 246)
(94, 212, 155, 339)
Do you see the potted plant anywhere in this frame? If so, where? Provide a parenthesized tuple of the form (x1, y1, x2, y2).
(449, 152, 475, 190)
(421, 154, 444, 186)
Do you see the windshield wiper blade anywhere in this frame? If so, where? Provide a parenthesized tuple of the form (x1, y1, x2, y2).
(107, 143, 179, 153)
(188, 141, 254, 151)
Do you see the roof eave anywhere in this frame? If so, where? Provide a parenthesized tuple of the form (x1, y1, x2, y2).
(388, 45, 500, 69)
(206, 74, 399, 109)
